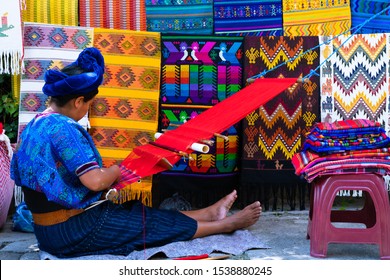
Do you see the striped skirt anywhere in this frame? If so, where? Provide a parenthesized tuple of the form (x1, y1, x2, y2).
(33, 200, 197, 258)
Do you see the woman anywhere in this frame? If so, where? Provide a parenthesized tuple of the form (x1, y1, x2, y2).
(11, 47, 261, 258)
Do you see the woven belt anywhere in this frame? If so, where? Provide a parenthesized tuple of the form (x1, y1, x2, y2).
(32, 209, 84, 226)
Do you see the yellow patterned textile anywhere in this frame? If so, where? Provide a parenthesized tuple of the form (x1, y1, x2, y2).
(21, 0, 78, 26)
(11, 74, 20, 104)
(283, 0, 351, 36)
(90, 28, 161, 206)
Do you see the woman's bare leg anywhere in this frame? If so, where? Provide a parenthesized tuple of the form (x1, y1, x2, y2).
(192, 201, 262, 238)
(181, 190, 238, 222)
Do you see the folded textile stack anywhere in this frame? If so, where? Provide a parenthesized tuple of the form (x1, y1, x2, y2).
(292, 119, 390, 183)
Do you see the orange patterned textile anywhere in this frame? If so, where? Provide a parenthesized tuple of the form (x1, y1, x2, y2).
(90, 28, 161, 205)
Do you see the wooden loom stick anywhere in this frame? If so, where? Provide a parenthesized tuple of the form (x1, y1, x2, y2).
(148, 141, 194, 161)
(154, 132, 210, 153)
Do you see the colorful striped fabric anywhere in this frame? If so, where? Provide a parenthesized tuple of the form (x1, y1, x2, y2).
(304, 158, 390, 182)
(90, 28, 161, 206)
(19, 23, 94, 136)
(283, 0, 351, 36)
(312, 119, 382, 134)
(21, 0, 78, 26)
(292, 148, 390, 176)
(145, 0, 213, 34)
(293, 118, 390, 182)
(303, 121, 390, 154)
(79, 0, 146, 31)
(213, 0, 283, 36)
(351, 0, 390, 33)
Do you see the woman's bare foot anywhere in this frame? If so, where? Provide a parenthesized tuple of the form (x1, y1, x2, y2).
(222, 201, 262, 232)
(210, 189, 238, 221)
(192, 201, 262, 238)
(181, 190, 238, 222)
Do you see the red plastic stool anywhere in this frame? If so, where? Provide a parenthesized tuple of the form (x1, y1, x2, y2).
(307, 173, 390, 259)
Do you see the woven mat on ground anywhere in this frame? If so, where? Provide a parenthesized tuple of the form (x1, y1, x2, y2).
(39, 230, 268, 260)
(21, 0, 78, 26)
(19, 23, 94, 136)
(0, 0, 23, 74)
(283, 0, 351, 36)
(79, 0, 146, 31)
(213, 0, 283, 36)
(90, 28, 161, 206)
(319, 33, 390, 134)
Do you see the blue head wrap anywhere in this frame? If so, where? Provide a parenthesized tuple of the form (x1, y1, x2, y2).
(42, 47, 105, 97)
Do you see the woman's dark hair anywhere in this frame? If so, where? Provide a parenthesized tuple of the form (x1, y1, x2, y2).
(48, 64, 99, 107)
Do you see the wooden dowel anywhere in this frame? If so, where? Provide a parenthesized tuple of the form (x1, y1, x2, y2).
(297, 77, 310, 83)
(214, 133, 229, 141)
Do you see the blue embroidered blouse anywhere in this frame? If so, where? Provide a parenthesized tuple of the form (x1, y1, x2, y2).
(11, 112, 103, 209)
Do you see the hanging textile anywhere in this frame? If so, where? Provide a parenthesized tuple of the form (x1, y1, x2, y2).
(351, 0, 390, 34)
(240, 36, 320, 211)
(11, 74, 20, 104)
(283, 0, 351, 36)
(0, 0, 23, 74)
(21, 0, 78, 26)
(153, 35, 243, 203)
(0, 124, 14, 228)
(145, 0, 213, 35)
(213, 0, 283, 36)
(19, 23, 94, 135)
(319, 33, 390, 133)
(79, 0, 146, 31)
(90, 28, 161, 206)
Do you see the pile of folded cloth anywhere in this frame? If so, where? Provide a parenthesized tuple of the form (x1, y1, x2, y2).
(292, 119, 390, 183)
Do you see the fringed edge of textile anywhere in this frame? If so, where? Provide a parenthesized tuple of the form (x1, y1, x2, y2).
(0, 50, 23, 75)
(113, 181, 152, 207)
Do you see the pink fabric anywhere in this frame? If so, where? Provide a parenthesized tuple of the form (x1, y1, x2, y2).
(0, 141, 14, 228)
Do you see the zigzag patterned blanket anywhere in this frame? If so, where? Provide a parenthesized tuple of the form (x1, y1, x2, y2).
(319, 33, 390, 134)
(241, 36, 320, 176)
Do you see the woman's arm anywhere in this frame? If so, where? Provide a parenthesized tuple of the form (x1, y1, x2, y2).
(79, 165, 121, 192)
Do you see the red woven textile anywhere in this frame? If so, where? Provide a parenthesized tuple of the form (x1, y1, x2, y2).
(121, 78, 298, 181)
